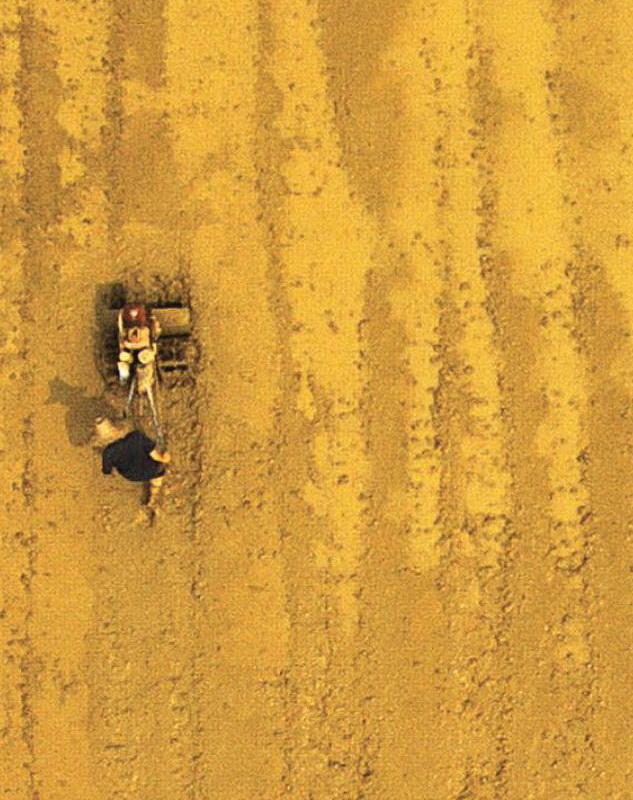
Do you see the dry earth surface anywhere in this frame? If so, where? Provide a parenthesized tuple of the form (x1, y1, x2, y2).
(2, 0, 633, 798)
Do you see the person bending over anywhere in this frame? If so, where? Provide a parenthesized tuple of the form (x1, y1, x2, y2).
(95, 416, 171, 513)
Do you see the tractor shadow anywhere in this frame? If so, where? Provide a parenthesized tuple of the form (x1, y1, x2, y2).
(94, 282, 126, 383)
(46, 377, 116, 446)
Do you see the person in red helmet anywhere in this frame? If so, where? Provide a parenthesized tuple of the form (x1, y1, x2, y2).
(117, 303, 161, 384)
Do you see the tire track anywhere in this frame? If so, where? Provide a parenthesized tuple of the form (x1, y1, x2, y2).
(471, 3, 596, 797)
(320, 1, 515, 796)
(93, 2, 204, 797)
(254, 4, 341, 795)
(428, 84, 507, 792)
(319, 2, 504, 797)
(15, 2, 116, 797)
(166, 3, 292, 797)
(12, 4, 70, 796)
(547, 2, 633, 794)
(91, 5, 161, 794)
(463, 7, 548, 797)
(464, 3, 600, 794)
(0, 7, 32, 795)
(257, 1, 448, 795)
(431, 45, 514, 798)
(318, 5, 434, 800)
(259, 3, 379, 798)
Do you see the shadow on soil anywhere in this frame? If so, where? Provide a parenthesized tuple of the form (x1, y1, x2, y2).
(46, 377, 116, 446)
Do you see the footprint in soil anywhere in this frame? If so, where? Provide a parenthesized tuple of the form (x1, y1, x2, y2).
(46, 377, 115, 446)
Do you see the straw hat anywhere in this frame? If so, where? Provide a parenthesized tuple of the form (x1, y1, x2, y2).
(94, 415, 131, 446)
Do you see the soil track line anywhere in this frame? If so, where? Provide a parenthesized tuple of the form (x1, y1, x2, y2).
(320, 0, 514, 795)
(14, 4, 66, 798)
(0, 4, 32, 795)
(549, 1, 633, 794)
(255, 1, 378, 796)
(318, 1, 450, 795)
(255, 2, 363, 795)
(428, 7, 516, 797)
(15, 1, 110, 796)
(91, 1, 207, 796)
(471, 3, 597, 796)
(167, 1, 289, 797)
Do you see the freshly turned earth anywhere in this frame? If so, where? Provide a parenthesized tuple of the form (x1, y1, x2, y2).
(1, 1, 632, 798)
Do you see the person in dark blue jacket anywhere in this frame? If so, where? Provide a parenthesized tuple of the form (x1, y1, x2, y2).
(95, 416, 171, 513)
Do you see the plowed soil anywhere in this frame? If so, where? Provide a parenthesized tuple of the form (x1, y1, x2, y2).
(2, 1, 633, 798)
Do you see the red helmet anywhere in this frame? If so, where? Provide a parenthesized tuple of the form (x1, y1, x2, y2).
(121, 303, 149, 328)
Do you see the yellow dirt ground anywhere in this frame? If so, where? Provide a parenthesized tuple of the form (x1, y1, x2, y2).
(2, 0, 633, 797)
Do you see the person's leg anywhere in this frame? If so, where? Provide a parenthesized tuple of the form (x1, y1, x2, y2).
(147, 475, 164, 509)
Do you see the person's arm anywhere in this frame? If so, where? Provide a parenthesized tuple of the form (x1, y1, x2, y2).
(138, 431, 170, 464)
(149, 448, 171, 464)
(102, 446, 114, 475)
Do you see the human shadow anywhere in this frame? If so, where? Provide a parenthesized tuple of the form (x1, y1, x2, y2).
(46, 377, 116, 446)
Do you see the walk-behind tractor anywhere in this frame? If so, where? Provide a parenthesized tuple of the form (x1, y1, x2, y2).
(99, 284, 193, 449)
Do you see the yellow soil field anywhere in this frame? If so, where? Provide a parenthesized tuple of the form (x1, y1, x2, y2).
(2, 0, 633, 798)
